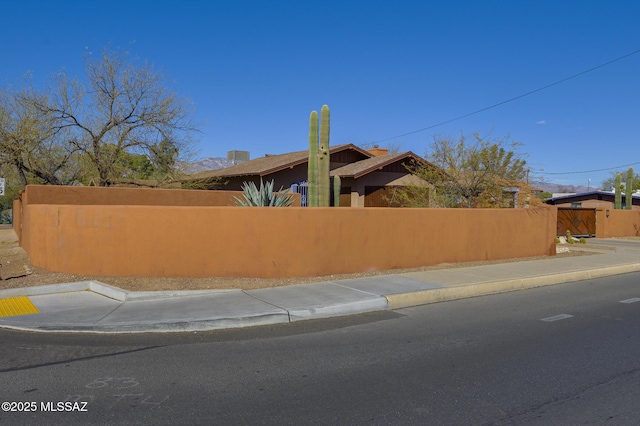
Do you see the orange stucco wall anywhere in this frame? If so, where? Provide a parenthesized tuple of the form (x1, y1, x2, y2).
(595, 209, 640, 238)
(18, 185, 558, 278)
(20, 184, 252, 206)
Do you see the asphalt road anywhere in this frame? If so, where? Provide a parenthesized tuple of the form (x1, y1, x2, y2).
(1, 272, 639, 425)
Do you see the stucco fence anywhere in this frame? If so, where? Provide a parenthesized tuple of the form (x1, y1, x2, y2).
(595, 209, 640, 238)
(14, 185, 560, 278)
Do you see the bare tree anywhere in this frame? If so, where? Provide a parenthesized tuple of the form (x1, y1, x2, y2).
(0, 86, 81, 186)
(387, 141, 402, 154)
(29, 49, 197, 186)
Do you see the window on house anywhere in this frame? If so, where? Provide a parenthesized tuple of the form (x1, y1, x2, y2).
(571, 202, 582, 208)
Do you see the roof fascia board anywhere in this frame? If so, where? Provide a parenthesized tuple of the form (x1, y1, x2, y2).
(259, 144, 372, 176)
(343, 152, 429, 179)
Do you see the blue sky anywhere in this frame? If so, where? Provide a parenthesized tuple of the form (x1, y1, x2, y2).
(1, 0, 639, 188)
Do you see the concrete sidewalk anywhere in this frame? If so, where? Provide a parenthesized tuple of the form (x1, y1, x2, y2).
(1, 238, 639, 334)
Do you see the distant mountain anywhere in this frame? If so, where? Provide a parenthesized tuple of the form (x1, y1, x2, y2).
(183, 157, 234, 174)
(532, 181, 598, 194)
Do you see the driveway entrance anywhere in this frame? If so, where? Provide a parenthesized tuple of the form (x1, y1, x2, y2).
(557, 208, 596, 237)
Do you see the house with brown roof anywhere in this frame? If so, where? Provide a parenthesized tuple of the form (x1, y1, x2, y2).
(184, 144, 433, 207)
(545, 190, 640, 210)
(330, 150, 430, 207)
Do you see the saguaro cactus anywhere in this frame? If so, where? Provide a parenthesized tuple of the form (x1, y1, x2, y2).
(333, 175, 341, 207)
(307, 105, 331, 207)
(615, 172, 622, 209)
(307, 111, 319, 207)
(626, 167, 634, 210)
(318, 105, 331, 207)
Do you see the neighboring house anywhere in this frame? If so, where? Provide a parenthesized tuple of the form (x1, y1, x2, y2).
(545, 191, 640, 210)
(184, 144, 433, 207)
(551, 192, 577, 198)
(497, 182, 544, 209)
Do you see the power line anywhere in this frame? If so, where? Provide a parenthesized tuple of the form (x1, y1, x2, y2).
(536, 161, 640, 176)
(373, 48, 640, 144)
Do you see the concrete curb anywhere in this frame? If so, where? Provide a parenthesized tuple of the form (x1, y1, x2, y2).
(90, 281, 239, 302)
(0, 313, 291, 334)
(386, 263, 640, 309)
(285, 297, 389, 322)
(0, 280, 240, 302)
(0, 281, 93, 298)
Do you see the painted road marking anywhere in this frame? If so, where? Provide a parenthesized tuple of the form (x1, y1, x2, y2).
(620, 298, 640, 304)
(541, 314, 573, 322)
(0, 296, 39, 317)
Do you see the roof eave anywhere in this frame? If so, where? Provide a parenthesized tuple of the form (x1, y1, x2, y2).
(354, 153, 430, 179)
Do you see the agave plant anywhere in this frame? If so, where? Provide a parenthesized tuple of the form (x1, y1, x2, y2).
(234, 178, 296, 207)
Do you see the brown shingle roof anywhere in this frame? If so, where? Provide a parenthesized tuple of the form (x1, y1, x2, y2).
(189, 144, 372, 179)
(330, 152, 431, 178)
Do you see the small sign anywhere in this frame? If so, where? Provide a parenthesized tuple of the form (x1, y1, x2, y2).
(0, 178, 4, 196)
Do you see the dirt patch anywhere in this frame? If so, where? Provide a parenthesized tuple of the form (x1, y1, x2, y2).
(0, 228, 594, 292)
(0, 245, 33, 280)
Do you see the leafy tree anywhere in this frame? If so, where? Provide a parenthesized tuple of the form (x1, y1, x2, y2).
(149, 138, 180, 177)
(397, 132, 529, 208)
(537, 191, 553, 200)
(121, 152, 154, 179)
(19, 48, 196, 186)
(601, 170, 640, 192)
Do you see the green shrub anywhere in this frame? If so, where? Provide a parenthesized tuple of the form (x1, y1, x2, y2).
(0, 209, 12, 224)
(565, 230, 574, 244)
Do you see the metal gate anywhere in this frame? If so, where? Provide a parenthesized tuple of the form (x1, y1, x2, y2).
(290, 182, 309, 207)
(556, 208, 596, 237)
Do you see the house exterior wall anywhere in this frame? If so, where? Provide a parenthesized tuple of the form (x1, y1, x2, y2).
(552, 199, 620, 209)
(338, 177, 360, 207)
(218, 163, 309, 191)
(217, 160, 358, 192)
(352, 172, 427, 207)
(15, 185, 557, 279)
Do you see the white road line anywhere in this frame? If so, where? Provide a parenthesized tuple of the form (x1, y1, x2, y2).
(541, 314, 574, 322)
(620, 298, 640, 304)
